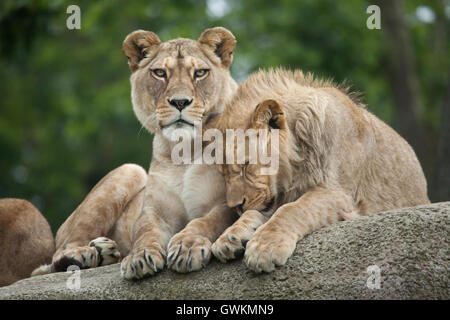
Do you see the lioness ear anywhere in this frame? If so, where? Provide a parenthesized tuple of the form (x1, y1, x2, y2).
(198, 27, 236, 68)
(122, 30, 162, 72)
(252, 99, 286, 130)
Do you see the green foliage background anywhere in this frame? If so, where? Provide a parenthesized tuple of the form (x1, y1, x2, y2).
(0, 0, 448, 232)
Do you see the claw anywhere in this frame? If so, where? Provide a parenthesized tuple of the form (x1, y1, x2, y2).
(144, 251, 157, 273)
(177, 257, 184, 269)
(167, 245, 182, 267)
(201, 248, 206, 260)
(187, 256, 193, 271)
(186, 247, 192, 260)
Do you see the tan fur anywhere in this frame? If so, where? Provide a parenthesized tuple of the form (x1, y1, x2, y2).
(212, 68, 430, 273)
(34, 28, 238, 279)
(0, 199, 54, 286)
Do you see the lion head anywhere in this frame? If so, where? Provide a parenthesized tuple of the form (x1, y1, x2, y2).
(216, 98, 289, 216)
(123, 27, 237, 141)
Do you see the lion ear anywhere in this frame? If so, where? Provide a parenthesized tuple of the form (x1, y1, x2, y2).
(122, 30, 161, 72)
(198, 27, 236, 68)
(251, 99, 286, 130)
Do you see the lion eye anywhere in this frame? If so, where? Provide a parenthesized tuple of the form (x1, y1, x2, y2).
(152, 69, 167, 78)
(194, 69, 209, 79)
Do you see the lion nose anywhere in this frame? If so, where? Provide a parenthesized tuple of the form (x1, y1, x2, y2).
(168, 98, 193, 111)
(229, 198, 246, 213)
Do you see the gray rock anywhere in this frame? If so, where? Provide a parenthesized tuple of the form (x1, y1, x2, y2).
(1, 202, 448, 299)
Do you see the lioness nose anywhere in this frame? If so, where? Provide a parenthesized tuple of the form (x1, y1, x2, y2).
(168, 98, 193, 111)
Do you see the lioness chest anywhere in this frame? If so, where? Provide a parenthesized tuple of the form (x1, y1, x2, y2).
(149, 162, 226, 221)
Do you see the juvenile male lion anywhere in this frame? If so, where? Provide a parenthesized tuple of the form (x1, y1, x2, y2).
(211, 68, 430, 273)
(0, 198, 54, 286)
(33, 27, 238, 279)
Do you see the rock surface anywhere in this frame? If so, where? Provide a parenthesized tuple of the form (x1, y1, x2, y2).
(1, 202, 448, 300)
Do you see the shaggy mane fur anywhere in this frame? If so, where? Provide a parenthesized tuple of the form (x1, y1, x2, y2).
(222, 68, 363, 121)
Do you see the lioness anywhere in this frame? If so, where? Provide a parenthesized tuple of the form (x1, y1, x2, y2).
(0, 198, 54, 286)
(211, 68, 430, 273)
(32, 27, 238, 279)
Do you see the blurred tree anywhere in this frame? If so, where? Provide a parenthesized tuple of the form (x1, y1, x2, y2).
(433, 80, 450, 202)
(429, 0, 450, 202)
(375, 0, 429, 173)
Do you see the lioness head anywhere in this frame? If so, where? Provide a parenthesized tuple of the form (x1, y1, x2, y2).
(217, 99, 288, 216)
(123, 27, 237, 141)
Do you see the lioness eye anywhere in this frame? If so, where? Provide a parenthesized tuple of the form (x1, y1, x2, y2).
(152, 69, 167, 78)
(194, 69, 209, 78)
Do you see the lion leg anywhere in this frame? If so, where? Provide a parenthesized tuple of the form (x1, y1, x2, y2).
(211, 209, 268, 263)
(120, 211, 171, 280)
(107, 187, 145, 257)
(244, 187, 359, 273)
(35, 164, 147, 274)
(167, 204, 238, 273)
(121, 178, 190, 280)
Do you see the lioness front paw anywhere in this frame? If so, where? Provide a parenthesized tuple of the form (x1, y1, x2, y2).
(53, 246, 100, 272)
(89, 237, 121, 266)
(167, 232, 211, 273)
(244, 226, 297, 273)
(120, 244, 166, 280)
(52, 237, 120, 273)
(212, 210, 267, 262)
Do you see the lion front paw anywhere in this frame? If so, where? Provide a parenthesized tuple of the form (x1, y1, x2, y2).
(244, 226, 297, 273)
(167, 232, 212, 273)
(89, 237, 121, 266)
(212, 210, 266, 263)
(120, 244, 166, 280)
(211, 225, 251, 262)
